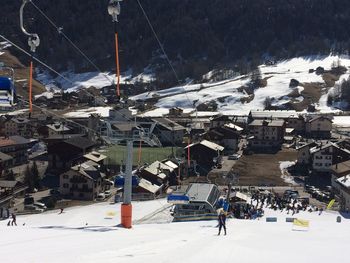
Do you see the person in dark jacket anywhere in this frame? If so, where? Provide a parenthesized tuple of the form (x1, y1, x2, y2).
(218, 211, 227, 235)
(11, 213, 17, 226)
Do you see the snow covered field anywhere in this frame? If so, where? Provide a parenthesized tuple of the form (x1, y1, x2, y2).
(1, 199, 349, 263)
(131, 55, 350, 117)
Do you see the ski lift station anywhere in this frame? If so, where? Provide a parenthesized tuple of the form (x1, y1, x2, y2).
(170, 183, 221, 222)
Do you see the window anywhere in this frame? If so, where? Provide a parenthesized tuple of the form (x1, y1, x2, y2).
(63, 183, 69, 188)
(63, 174, 69, 179)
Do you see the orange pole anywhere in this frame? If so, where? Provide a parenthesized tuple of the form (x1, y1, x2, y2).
(115, 32, 120, 97)
(138, 140, 142, 166)
(29, 61, 33, 113)
(187, 137, 191, 167)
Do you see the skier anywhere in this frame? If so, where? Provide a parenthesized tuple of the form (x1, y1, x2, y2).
(218, 211, 227, 236)
(59, 208, 64, 214)
(11, 213, 17, 226)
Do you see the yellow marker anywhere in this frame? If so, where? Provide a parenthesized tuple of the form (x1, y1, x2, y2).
(293, 218, 310, 228)
(327, 199, 335, 210)
(106, 211, 116, 217)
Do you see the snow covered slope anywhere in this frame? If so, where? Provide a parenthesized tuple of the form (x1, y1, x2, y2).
(1, 199, 349, 263)
(131, 55, 350, 116)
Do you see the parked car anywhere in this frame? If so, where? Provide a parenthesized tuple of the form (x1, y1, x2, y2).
(104, 190, 112, 198)
(96, 193, 105, 201)
(33, 202, 47, 210)
(284, 190, 299, 199)
(228, 154, 241, 160)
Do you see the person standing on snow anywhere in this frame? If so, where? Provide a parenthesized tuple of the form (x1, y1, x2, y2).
(11, 213, 17, 226)
(218, 211, 227, 236)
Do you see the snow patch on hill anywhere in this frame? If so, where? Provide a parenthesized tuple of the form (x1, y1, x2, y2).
(132, 55, 350, 117)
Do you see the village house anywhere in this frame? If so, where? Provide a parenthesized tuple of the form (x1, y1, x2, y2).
(47, 136, 96, 172)
(185, 140, 224, 175)
(330, 159, 350, 190)
(305, 116, 332, 139)
(332, 174, 350, 211)
(0, 136, 31, 165)
(248, 119, 285, 149)
(59, 160, 105, 200)
(309, 142, 350, 172)
(152, 118, 186, 146)
(168, 107, 184, 117)
(4, 117, 33, 138)
(209, 114, 231, 128)
(0, 151, 14, 174)
(138, 160, 175, 188)
(202, 125, 240, 153)
(134, 177, 162, 196)
(296, 141, 318, 166)
(46, 123, 72, 137)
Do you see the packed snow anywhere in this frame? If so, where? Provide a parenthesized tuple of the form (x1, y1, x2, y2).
(36, 69, 154, 94)
(63, 106, 112, 118)
(1, 198, 349, 263)
(131, 55, 350, 117)
(279, 161, 298, 186)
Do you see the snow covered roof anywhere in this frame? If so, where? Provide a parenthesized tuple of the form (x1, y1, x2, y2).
(138, 178, 162, 194)
(249, 119, 285, 127)
(47, 123, 71, 132)
(336, 175, 350, 188)
(201, 140, 224, 151)
(84, 151, 107, 163)
(164, 160, 178, 169)
(144, 161, 174, 176)
(185, 140, 225, 152)
(250, 110, 298, 119)
(224, 123, 243, 131)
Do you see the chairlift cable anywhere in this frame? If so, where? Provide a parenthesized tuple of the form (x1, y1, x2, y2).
(29, 0, 114, 85)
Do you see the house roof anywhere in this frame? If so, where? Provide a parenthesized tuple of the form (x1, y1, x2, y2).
(112, 123, 138, 132)
(11, 118, 30, 124)
(164, 160, 178, 169)
(224, 123, 243, 131)
(310, 142, 334, 154)
(185, 183, 219, 204)
(0, 136, 30, 147)
(0, 151, 13, 162)
(307, 115, 333, 123)
(64, 137, 95, 150)
(249, 110, 298, 119)
(71, 160, 104, 181)
(47, 123, 71, 132)
(84, 151, 107, 163)
(336, 175, 350, 188)
(185, 140, 225, 151)
(0, 180, 17, 188)
(144, 160, 174, 176)
(331, 160, 350, 175)
(152, 118, 185, 131)
(138, 178, 162, 194)
(249, 119, 285, 127)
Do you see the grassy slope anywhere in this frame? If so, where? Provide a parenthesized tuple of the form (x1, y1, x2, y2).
(0, 50, 45, 97)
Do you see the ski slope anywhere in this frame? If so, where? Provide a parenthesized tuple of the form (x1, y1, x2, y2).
(1, 199, 349, 263)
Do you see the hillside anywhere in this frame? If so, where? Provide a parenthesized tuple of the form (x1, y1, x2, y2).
(131, 55, 350, 116)
(2, 0, 350, 87)
(0, 44, 45, 97)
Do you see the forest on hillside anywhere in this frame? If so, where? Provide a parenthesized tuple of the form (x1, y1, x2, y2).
(2, 0, 350, 87)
